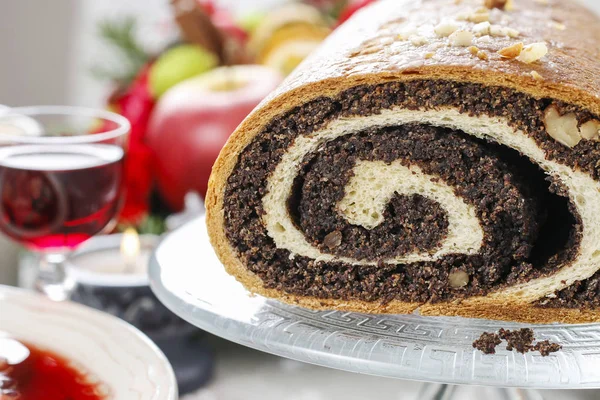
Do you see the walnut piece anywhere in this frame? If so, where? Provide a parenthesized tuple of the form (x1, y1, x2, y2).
(517, 42, 548, 63)
(468, 46, 488, 60)
(468, 11, 490, 23)
(449, 270, 470, 288)
(543, 106, 582, 148)
(410, 35, 429, 46)
(457, 9, 489, 22)
(489, 24, 519, 38)
(397, 25, 418, 40)
(498, 42, 523, 58)
(435, 21, 460, 37)
(580, 120, 600, 140)
(449, 30, 474, 46)
(506, 28, 520, 38)
(473, 21, 491, 36)
(484, 0, 508, 9)
(477, 50, 489, 60)
(323, 231, 342, 249)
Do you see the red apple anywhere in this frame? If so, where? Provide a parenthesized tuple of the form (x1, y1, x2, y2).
(146, 65, 283, 211)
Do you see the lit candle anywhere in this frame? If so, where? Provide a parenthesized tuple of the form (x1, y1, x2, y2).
(66, 232, 159, 286)
(63, 229, 206, 392)
(121, 228, 142, 274)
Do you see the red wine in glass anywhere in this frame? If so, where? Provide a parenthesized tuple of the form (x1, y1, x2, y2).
(0, 144, 125, 251)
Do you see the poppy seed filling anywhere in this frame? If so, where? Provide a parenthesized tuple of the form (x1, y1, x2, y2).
(223, 80, 599, 305)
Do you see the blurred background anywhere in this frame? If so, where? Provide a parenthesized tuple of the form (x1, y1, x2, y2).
(1, 1, 599, 399)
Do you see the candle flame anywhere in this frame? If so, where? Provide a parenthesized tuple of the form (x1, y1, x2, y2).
(121, 227, 141, 259)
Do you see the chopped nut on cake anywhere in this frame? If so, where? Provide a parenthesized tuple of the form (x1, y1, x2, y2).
(517, 42, 548, 63)
(498, 42, 523, 58)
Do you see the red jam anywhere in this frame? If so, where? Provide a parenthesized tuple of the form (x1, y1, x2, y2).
(0, 338, 105, 400)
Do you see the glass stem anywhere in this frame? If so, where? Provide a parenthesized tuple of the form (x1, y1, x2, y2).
(417, 384, 544, 400)
(34, 252, 75, 301)
(418, 384, 457, 400)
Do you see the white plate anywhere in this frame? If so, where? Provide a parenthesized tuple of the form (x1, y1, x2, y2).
(150, 216, 600, 389)
(0, 285, 177, 399)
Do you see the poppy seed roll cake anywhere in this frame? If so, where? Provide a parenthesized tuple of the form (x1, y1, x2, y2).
(206, 0, 600, 323)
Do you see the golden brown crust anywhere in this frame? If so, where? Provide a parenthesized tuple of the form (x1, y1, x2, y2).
(206, 0, 600, 324)
(421, 301, 600, 324)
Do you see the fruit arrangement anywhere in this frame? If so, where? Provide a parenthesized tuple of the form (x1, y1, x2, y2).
(97, 0, 378, 230)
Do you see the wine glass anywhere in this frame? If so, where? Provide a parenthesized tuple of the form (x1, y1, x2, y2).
(0, 106, 130, 301)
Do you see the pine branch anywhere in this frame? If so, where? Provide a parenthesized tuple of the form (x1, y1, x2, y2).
(116, 215, 167, 235)
(330, 0, 351, 20)
(99, 17, 149, 65)
(304, 0, 349, 21)
(92, 17, 151, 85)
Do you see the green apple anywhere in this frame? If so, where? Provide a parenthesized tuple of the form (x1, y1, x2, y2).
(237, 11, 266, 34)
(149, 44, 218, 99)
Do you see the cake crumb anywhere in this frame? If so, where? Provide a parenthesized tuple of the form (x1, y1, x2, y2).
(499, 328, 535, 353)
(534, 340, 562, 356)
(474, 328, 562, 357)
(473, 332, 502, 354)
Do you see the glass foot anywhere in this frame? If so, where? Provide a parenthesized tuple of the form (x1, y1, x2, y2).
(34, 279, 75, 302)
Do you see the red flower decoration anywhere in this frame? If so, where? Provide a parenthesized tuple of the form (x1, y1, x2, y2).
(111, 64, 156, 224)
(337, 0, 377, 26)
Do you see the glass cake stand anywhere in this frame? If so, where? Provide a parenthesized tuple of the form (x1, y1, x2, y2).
(149, 217, 600, 399)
